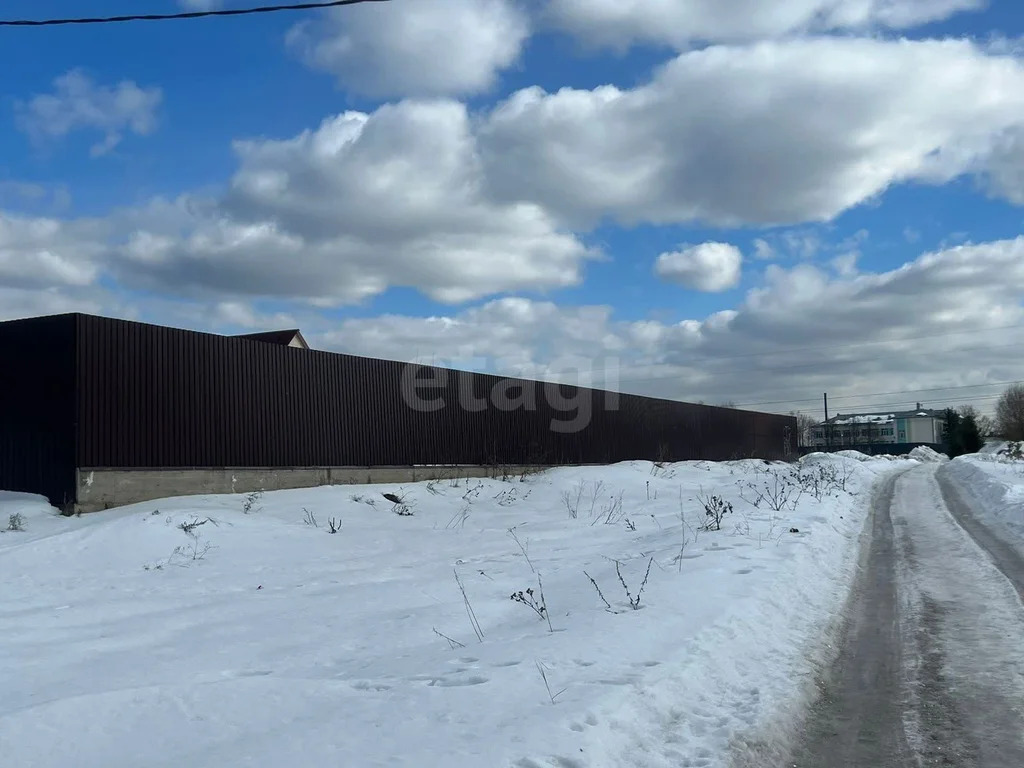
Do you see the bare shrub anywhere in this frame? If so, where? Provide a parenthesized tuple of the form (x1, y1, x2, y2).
(585, 558, 653, 612)
(535, 660, 567, 704)
(739, 470, 802, 512)
(697, 488, 733, 532)
(433, 627, 465, 649)
(454, 570, 484, 642)
(587, 480, 606, 519)
(7, 513, 25, 532)
(510, 576, 554, 632)
(617, 558, 653, 610)
(444, 505, 471, 530)
(383, 490, 414, 516)
(178, 517, 213, 535)
(170, 522, 214, 564)
(560, 479, 586, 519)
(462, 481, 483, 502)
(593, 490, 625, 526)
(508, 526, 535, 573)
(495, 487, 529, 507)
(242, 490, 264, 514)
(584, 570, 615, 612)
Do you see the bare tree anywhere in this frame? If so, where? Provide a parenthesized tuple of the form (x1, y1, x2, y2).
(996, 384, 1024, 440)
(790, 411, 818, 447)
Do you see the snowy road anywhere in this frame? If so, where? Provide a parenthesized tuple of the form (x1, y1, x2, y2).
(789, 464, 1024, 767)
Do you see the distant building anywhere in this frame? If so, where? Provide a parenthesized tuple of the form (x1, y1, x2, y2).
(807, 403, 945, 449)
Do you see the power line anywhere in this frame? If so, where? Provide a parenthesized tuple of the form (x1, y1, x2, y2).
(0, 0, 388, 27)
(735, 378, 1024, 409)
(799, 391, 1004, 416)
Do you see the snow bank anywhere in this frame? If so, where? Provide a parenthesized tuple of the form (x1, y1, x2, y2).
(832, 449, 902, 462)
(0, 456, 909, 768)
(940, 453, 1024, 556)
(908, 445, 948, 463)
(979, 439, 1008, 455)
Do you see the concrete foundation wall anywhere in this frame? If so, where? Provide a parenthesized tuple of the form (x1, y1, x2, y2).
(74, 465, 554, 513)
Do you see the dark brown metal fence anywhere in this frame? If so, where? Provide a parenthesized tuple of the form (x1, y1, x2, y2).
(1, 313, 797, 505)
(0, 314, 77, 507)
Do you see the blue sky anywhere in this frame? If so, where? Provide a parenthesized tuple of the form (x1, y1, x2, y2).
(2, 0, 1024, 416)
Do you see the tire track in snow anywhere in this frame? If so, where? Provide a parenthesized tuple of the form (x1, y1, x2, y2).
(786, 469, 914, 767)
(936, 465, 1024, 600)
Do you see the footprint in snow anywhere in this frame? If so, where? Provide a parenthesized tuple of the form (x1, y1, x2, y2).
(426, 675, 489, 687)
(350, 680, 392, 692)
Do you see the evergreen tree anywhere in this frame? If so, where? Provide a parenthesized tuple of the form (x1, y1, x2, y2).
(957, 412, 983, 455)
(942, 408, 962, 455)
(943, 407, 983, 458)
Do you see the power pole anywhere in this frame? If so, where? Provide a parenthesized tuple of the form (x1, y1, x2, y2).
(824, 393, 831, 451)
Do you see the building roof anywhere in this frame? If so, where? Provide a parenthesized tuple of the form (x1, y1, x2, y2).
(825, 407, 944, 425)
(233, 329, 310, 349)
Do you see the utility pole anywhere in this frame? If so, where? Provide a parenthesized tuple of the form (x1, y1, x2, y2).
(824, 393, 831, 451)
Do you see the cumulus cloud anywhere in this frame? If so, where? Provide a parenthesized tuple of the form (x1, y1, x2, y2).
(294, 238, 1024, 416)
(16, 35, 1024, 312)
(287, 0, 529, 98)
(0, 212, 103, 289)
(654, 242, 742, 292)
(543, 0, 986, 50)
(108, 100, 593, 305)
(16, 70, 162, 157)
(480, 37, 1024, 228)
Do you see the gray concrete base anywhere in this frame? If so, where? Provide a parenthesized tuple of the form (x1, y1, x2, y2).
(74, 465, 554, 513)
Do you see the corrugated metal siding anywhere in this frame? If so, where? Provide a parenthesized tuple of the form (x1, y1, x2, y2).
(74, 314, 795, 469)
(0, 314, 78, 506)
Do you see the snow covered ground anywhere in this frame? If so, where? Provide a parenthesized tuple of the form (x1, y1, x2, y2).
(1, 455, 912, 768)
(941, 446, 1024, 557)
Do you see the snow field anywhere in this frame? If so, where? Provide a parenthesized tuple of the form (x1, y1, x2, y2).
(1, 455, 911, 768)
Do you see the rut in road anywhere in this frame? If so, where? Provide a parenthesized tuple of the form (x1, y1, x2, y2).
(787, 470, 912, 768)
(786, 464, 1024, 768)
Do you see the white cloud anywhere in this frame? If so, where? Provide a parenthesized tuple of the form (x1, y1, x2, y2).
(831, 252, 859, 276)
(654, 242, 742, 292)
(0, 212, 101, 289)
(178, 0, 222, 9)
(544, 0, 986, 51)
(479, 37, 1024, 228)
(16, 70, 162, 157)
(302, 238, 1024, 415)
(108, 100, 593, 305)
(287, 0, 529, 98)
(753, 238, 777, 260)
